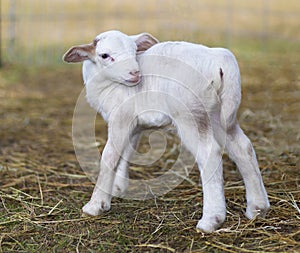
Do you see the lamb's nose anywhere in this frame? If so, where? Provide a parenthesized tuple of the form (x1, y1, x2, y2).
(127, 70, 141, 84)
(129, 70, 140, 77)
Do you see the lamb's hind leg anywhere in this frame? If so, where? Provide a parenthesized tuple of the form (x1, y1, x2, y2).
(179, 122, 226, 233)
(225, 124, 270, 219)
(196, 136, 226, 232)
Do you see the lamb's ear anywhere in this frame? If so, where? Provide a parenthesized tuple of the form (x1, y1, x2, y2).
(131, 33, 159, 53)
(63, 43, 95, 63)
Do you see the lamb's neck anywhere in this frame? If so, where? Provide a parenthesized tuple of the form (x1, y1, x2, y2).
(85, 78, 118, 120)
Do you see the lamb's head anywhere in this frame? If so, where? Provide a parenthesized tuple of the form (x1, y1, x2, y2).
(63, 30, 159, 86)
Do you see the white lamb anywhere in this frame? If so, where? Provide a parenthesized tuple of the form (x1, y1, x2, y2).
(63, 30, 270, 233)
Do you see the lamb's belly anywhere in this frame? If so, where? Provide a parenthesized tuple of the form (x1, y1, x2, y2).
(137, 111, 172, 128)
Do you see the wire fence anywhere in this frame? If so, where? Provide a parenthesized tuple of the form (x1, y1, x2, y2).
(1, 0, 299, 65)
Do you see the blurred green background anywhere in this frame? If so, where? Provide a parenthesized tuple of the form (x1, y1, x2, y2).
(1, 0, 299, 65)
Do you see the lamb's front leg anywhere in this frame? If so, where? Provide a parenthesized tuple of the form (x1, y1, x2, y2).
(82, 136, 126, 216)
(112, 132, 141, 197)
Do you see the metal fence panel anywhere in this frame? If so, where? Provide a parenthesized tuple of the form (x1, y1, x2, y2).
(1, 0, 299, 65)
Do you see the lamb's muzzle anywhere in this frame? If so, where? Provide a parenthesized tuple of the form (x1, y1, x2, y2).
(127, 70, 141, 84)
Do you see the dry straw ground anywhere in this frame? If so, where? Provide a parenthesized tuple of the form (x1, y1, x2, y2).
(0, 48, 299, 253)
(0, 0, 300, 252)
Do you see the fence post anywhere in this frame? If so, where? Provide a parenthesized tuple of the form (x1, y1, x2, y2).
(0, 0, 2, 67)
(226, 0, 233, 47)
(8, 0, 16, 61)
(261, 0, 269, 51)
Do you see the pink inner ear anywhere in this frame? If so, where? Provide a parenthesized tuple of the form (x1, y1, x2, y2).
(93, 38, 100, 46)
(136, 34, 159, 52)
(63, 44, 93, 63)
(137, 41, 151, 52)
(72, 50, 89, 62)
(63, 48, 84, 62)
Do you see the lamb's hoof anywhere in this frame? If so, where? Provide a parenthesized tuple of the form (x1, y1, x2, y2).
(112, 176, 129, 197)
(82, 200, 111, 216)
(196, 215, 225, 233)
(81, 212, 92, 218)
(112, 184, 128, 197)
(245, 202, 270, 219)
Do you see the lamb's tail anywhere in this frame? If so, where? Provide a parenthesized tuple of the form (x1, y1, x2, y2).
(219, 62, 241, 133)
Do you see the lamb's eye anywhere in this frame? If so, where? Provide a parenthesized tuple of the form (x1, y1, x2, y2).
(101, 53, 109, 59)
